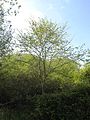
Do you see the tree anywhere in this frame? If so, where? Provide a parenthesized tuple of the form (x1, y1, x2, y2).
(18, 18, 86, 94)
(80, 63, 90, 84)
(0, 0, 21, 71)
(0, 4, 12, 58)
(0, 0, 21, 58)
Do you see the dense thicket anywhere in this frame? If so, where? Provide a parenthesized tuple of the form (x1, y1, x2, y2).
(0, 54, 90, 119)
(0, 86, 90, 120)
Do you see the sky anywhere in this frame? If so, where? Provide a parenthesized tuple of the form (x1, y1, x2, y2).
(9, 0, 90, 49)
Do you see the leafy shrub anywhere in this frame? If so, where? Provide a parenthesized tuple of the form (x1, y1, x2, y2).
(0, 86, 90, 120)
(34, 86, 90, 120)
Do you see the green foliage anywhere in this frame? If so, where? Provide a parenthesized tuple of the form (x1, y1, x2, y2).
(48, 58, 79, 81)
(0, 54, 42, 104)
(0, 86, 90, 120)
(0, 3, 12, 58)
(0, 54, 90, 120)
(0, 54, 79, 97)
(80, 63, 90, 84)
(35, 87, 90, 120)
(0, 0, 21, 70)
(0, 15, 89, 119)
(18, 18, 86, 94)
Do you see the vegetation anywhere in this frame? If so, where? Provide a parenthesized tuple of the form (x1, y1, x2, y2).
(18, 18, 86, 94)
(0, 1, 90, 119)
(0, 0, 21, 58)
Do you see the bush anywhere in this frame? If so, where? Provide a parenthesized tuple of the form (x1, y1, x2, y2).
(34, 86, 90, 120)
(0, 86, 90, 120)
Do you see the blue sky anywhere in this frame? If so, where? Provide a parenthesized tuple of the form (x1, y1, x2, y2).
(12, 0, 90, 49)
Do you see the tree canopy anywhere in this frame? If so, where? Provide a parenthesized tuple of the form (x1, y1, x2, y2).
(0, 0, 21, 58)
(18, 18, 86, 94)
